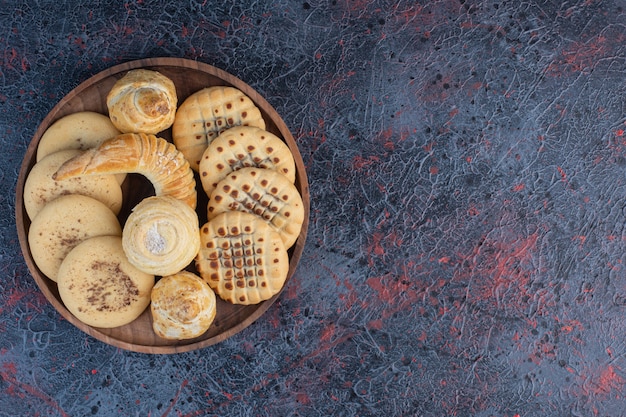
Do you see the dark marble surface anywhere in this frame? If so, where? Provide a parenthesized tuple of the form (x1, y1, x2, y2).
(2, 0, 626, 415)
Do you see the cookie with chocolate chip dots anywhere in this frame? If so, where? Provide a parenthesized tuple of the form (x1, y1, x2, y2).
(199, 125, 296, 198)
(57, 236, 154, 328)
(207, 167, 304, 248)
(23, 149, 123, 220)
(195, 211, 289, 305)
(28, 194, 122, 282)
(172, 86, 266, 171)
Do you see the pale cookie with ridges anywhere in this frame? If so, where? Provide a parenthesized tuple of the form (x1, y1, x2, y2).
(28, 194, 122, 282)
(107, 69, 177, 134)
(23, 149, 123, 221)
(57, 235, 154, 328)
(172, 86, 266, 171)
(122, 196, 200, 276)
(195, 211, 289, 305)
(199, 125, 296, 198)
(53, 132, 197, 209)
(151, 271, 217, 340)
(207, 167, 304, 248)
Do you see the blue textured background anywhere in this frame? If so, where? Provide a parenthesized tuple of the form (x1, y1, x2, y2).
(1, 0, 626, 416)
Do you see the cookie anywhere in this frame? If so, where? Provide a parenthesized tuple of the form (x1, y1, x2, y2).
(23, 149, 123, 220)
(57, 235, 155, 328)
(36, 111, 121, 162)
(207, 167, 304, 248)
(53, 133, 197, 210)
(28, 194, 122, 282)
(172, 86, 266, 171)
(151, 271, 217, 340)
(122, 196, 200, 276)
(36, 111, 125, 185)
(195, 211, 289, 305)
(107, 69, 177, 134)
(198, 125, 296, 198)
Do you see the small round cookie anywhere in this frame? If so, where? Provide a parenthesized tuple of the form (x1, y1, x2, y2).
(151, 271, 217, 340)
(36, 111, 121, 162)
(122, 196, 200, 276)
(199, 126, 296, 198)
(28, 194, 122, 282)
(57, 235, 155, 328)
(107, 69, 177, 134)
(207, 167, 304, 248)
(172, 86, 266, 171)
(196, 211, 289, 305)
(23, 149, 123, 220)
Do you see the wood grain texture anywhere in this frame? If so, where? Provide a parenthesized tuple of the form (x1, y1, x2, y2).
(15, 57, 309, 354)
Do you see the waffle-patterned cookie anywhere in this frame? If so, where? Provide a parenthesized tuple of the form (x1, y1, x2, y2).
(199, 125, 296, 198)
(195, 211, 289, 305)
(172, 86, 266, 171)
(207, 167, 304, 248)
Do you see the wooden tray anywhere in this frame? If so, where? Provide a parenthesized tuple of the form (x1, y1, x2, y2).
(15, 57, 309, 354)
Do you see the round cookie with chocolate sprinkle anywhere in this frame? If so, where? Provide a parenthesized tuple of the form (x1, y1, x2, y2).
(23, 149, 123, 221)
(28, 194, 122, 282)
(199, 126, 296, 199)
(195, 211, 289, 305)
(207, 167, 304, 248)
(57, 235, 154, 328)
(172, 86, 266, 171)
(36, 111, 121, 162)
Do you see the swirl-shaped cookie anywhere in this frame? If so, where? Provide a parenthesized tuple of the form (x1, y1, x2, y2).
(107, 69, 177, 134)
(122, 196, 200, 276)
(151, 271, 217, 340)
(53, 132, 197, 209)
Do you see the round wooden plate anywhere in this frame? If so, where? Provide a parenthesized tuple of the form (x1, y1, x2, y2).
(15, 58, 309, 354)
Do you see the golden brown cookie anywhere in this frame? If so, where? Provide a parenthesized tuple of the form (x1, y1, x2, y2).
(207, 167, 304, 248)
(52, 132, 197, 209)
(150, 271, 217, 340)
(28, 194, 122, 282)
(36, 111, 121, 162)
(107, 69, 177, 134)
(198, 125, 296, 198)
(195, 211, 289, 305)
(172, 86, 266, 171)
(122, 196, 200, 276)
(57, 236, 155, 328)
(23, 149, 123, 220)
